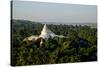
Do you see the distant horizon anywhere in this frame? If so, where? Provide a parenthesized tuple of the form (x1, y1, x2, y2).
(12, 1, 97, 24)
(12, 19, 97, 24)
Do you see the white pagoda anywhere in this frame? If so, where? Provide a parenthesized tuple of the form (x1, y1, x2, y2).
(23, 24, 67, 46)
(39, 24, 56, 40)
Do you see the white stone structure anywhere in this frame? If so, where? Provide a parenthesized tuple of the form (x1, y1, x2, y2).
(39, 24, 56, 40)
(23, 24, 67, 46)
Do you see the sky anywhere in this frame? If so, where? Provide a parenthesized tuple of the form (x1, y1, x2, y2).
(12, 1, 97, 24)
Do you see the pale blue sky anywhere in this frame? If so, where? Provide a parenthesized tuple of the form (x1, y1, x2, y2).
(12, 1, 97, 23)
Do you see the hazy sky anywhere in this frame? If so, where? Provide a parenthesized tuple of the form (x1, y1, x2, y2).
(12, 1, 97, 23)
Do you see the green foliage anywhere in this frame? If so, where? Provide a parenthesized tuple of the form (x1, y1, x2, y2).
(11, 19, 97, 66)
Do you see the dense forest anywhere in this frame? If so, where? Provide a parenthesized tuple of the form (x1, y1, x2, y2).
(11, 19, 97, 66)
